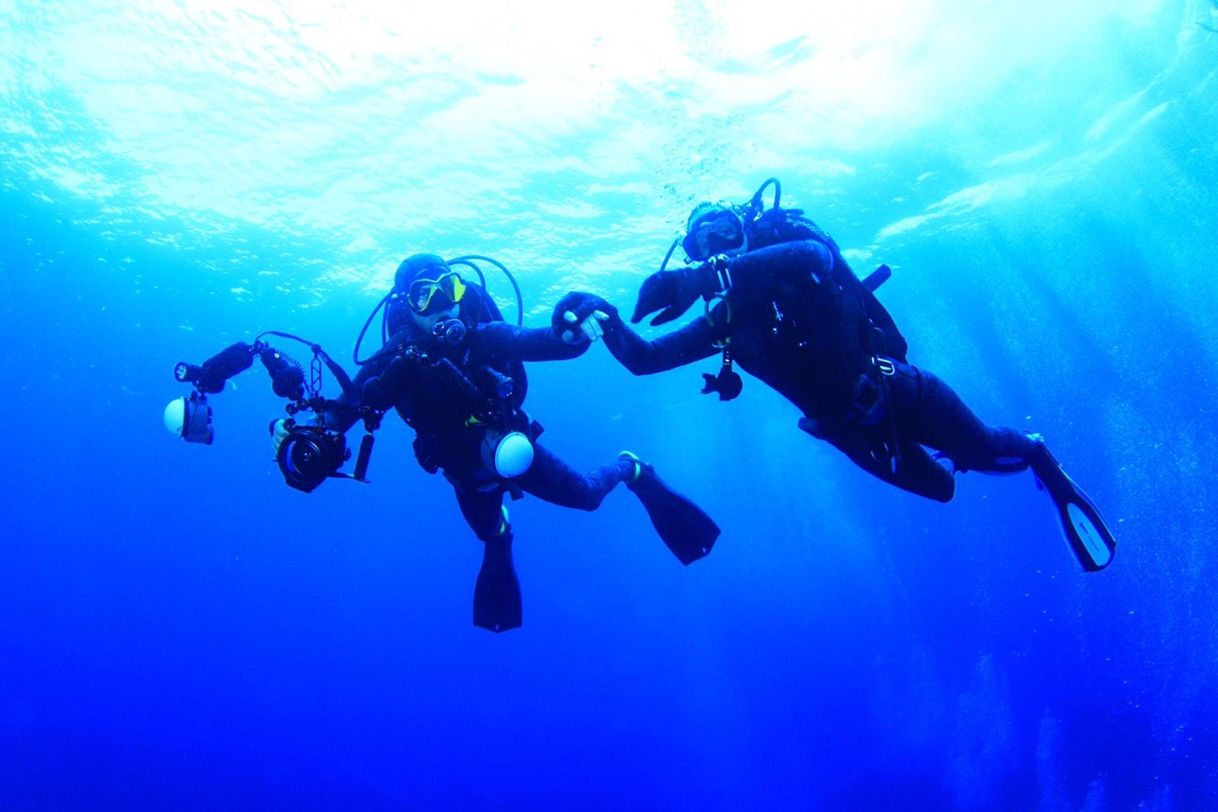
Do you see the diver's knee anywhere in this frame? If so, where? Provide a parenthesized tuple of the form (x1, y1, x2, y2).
(574, 488, 606, 511)
(472, 506, 512, 542)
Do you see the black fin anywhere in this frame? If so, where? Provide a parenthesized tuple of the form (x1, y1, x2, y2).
(1031, 447, 1116, 572)
(628, 464, 720, 565)
(473, 535, 522, 632)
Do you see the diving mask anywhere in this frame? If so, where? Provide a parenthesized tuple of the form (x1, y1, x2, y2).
(682, 205, 746, 261)
(407, 272, 468, 315)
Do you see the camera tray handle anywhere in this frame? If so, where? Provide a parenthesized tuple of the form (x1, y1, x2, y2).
(354, 433, 374, 482)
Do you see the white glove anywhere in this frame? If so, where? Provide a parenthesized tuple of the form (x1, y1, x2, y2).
(270, 418, 290, 458)
(562, 309, 610, 344)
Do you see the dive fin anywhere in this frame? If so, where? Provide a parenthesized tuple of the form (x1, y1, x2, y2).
(473, 535, 522, 632)
(1030, 444, 1116, 572)
(624, 455, 720, 564)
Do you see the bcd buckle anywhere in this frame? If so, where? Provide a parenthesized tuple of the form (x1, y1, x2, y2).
(874, 356, 896, 376)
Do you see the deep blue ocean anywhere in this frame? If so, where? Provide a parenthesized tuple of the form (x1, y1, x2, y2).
(3, 2, 1217, 809)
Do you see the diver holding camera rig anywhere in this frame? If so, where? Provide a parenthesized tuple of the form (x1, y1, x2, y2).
(167, 253, 719, 633)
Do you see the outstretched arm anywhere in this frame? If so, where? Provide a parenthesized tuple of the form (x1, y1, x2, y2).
(605, 315, 720, 374)
(470, 321, 589, 365)
(553, 292, 719, 374)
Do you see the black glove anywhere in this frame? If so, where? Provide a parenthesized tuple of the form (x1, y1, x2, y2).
(630, 263, 719, 326)
(552, 291, 619, 344)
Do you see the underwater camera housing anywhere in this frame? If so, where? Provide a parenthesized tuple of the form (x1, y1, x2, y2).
(276, 422, 350, 493)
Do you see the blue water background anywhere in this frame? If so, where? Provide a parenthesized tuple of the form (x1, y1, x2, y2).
(3, 2, 1217, 809)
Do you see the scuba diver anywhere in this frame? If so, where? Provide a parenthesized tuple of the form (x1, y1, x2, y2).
(554, 178, 1116, 572)
(279, 253, 719, 632)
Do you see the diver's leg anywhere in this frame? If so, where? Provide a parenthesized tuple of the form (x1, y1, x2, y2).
(514, 443, 633, 511)
(452, 483, 521, 632)
(885, 363, 1116, 570)
(517, 444, 719, 564)
(886, 362, 1038, 473)
(452, 483, 508, 540)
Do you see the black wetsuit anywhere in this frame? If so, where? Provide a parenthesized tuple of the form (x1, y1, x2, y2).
(598, 234, 1037, 503)
(332, 293, 633, 542)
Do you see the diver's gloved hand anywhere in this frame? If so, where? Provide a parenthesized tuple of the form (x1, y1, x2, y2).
(630, 262, 719, 326)
(553, 291, 618, 345)
(270, 418, 290, 458)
